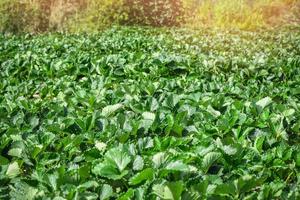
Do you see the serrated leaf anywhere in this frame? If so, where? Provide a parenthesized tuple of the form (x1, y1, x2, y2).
(153, 181, 184, 200)
(101, 103, 123, 117)
(202, 152, 221, 173)
(8, 148, 22, 158)
(118, 188, 134, 200)
(166, 181, 184, 200)
(135, 187, 145, 200)
(129, 168, 154, 185)
(165, 161, 196, 172)
(142, 112, 155, 121)
(6, 161, 20, 178)
(9, 182, 38, 200)
(255, 97, 272, 111)
(133, 156, 144, 171)
(141, 112, 156, 128)
(100, 184, 113, 200)
(207, 105, 221, 118)
(152, 152, 167, 168)
(234, 175, 264, 194)
(78, 181, 99, 190)
(92, 163, 128, 180)
(105, 147, 131, 172)
(283, 108, 295, 117)
(214, 183, 236, 195)
(30, 117, 39, 129)
(222, 145, 237, 155)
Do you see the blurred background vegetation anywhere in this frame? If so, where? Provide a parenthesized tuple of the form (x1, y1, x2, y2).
(0, 0, 299, 33)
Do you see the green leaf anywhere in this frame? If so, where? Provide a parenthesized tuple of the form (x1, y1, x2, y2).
(152, 152, 167, 168)
(153, 181, 184, 200)
(166, 94, 182, 108)
(165, 161, 196, 172)
(141, 112, 156, 129)
(135, 187, 145, 200)
(0, 155, 9, 165)
(142, 112, 155, 121)
(105, 147, 131, 172)
(118, 188, 135, 200)
(166, 181, 184, 200)
(8, 148, 22, 158)
(295, 152, 300, 167)
(133, 155, 144, 171)
(30, 116, 39, 129)
(129, 168, 154, 185)
(221, 145, 237, 155)
(92, 163, 128, 180)
(78, 181, 99, 190)
(282, 108, 295, 117)
(234, 175, 264, 194)
(101, 103, 123, 117)
(255, 97, 272, 112)
(214, 183, 236, 195)
(254, 136, 265, 153)
(9, 182, 38, 200)
(207, 105, 221, 118)
(100, 184, 113, 200)
(6, 161, 20, 178)
(202, 152, 221, 173)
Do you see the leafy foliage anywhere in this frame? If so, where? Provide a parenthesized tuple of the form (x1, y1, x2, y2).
(0, 26, 300, 199)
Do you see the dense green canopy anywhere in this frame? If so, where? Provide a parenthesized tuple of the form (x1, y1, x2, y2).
(0, 26, 300, 199)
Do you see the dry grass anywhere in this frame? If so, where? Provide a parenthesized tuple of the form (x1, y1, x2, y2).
(1, 0, 299, 33)
(184, 0, 300, 30)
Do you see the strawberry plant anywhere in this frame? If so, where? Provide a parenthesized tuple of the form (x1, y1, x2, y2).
(0, 26, 300, 199)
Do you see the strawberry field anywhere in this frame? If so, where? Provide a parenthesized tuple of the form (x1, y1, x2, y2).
(1, 27, 300, 199)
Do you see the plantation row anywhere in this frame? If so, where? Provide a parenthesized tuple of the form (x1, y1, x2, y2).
(0, 27, 300, 199)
